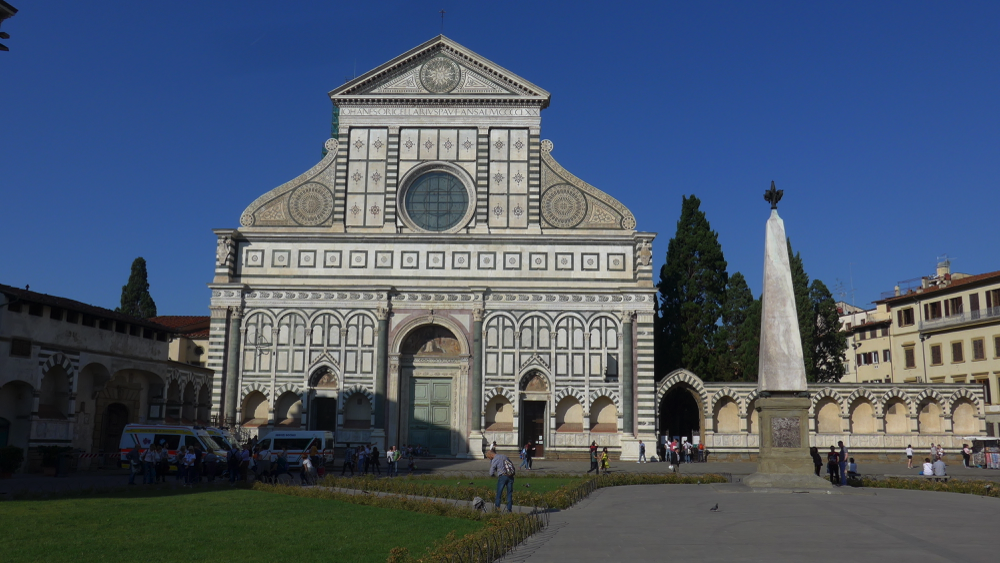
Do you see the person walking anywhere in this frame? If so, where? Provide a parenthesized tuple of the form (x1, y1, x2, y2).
(156, 445, 169, 483)
(142, 445, 157, 485)
(371, 446, 382, 476)
(600, 447, 610, 474)
(827, 446, 840, 485)
(386, 446, 397, 477)
(490, 441, 497, 454)
(228, 446, 241, 484)
(341, 446, 355, 476)
(810, 447, 822, 477)
(837, 441, 848, 487)
(300, 453, 315, 485)
(587, 443, 599, 473)
(487, 450, 515, 513)
(519, 444, 529, 470)
(183, 446, 197, 487)
(962, 444, 972, 468)
(526, 441, 535, 470)
(126, 445, 142, 485)
(637, 440, 646, 463)
(906, 444, 914, 469)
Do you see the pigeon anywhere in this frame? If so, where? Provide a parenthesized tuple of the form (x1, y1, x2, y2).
(710, 504, 719, 512)
(469, 482, 474, 485)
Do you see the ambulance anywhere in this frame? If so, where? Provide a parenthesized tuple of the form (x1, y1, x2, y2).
(119, 424, 229, 471)
(206, 427, 239, 451)
(254, 431, 335, 468)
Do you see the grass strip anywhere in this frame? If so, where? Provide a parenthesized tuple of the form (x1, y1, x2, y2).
(861, 476, 1000, 497)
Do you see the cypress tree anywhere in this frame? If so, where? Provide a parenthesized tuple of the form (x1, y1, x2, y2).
(810, 279, 848, 382)
(719, 272, 754, 381)
(656, 195, 728, 380)
(736, 297, 762, 383)
(786, 239, 815, 381)
(116, 257, 157, 318)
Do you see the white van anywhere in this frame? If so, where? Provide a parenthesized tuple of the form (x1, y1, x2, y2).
(206, 427, 239, 451)
(255, 431, 335, 468)
(119, 424, 229, 470)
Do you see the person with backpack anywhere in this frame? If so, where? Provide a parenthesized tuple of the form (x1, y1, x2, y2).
(487, 450, 515, 512)
(341, 446, 355, 476)
(519, 444, 529, 470)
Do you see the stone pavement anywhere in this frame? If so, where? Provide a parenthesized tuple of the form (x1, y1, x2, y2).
(2, 458, 998, 496)
(503, 484, 997, 563)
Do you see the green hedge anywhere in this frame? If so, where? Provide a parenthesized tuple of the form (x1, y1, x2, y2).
(861, 476, 1000, 498)
(318, 472, 728, 510)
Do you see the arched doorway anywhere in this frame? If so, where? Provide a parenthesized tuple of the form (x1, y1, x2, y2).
(659, 386, 702, 447)
(519, 371, 549, 457)
(101, 403, 129, 454)
(308, 367, 339, 432)
(399, 325, 462, 455)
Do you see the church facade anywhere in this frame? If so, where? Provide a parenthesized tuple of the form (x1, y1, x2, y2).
(208, 36, 657, 459)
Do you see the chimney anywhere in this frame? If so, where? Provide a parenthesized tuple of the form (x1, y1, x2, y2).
(894, 285, 900, 297)
(936, 259, 951, 278)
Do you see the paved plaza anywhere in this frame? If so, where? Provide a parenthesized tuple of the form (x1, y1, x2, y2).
(505, 484, 997, 563)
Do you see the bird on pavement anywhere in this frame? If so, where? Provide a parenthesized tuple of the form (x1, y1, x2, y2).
(710, 504, 719, 512)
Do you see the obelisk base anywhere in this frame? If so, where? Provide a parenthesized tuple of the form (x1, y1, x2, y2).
(743, 394, 833, 490)
(462, 431, 486, 459)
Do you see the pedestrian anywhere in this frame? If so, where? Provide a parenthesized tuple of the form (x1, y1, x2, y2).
(936, 444, 944, 462)
(228, 446, 241, 484)
(526, 441, 535, 470)
(600, 447, 610, 474)
(126, 444, 142, 485)
(205, 450, 219, 482)
(371, 445, 382, 475)
(300, 453, 315, 485)
(682, 440, 691, 463)
(698, 442, 705, 462)
(183, 446, 197, 486)
(386, 446, 396, 477)
(587, 442, 599, 474)
(142, 445, 157, 485)
(357, 447, 367, 476)
(490, 441, 497, 453)
(837, 440, 848, 487)
(827, 446, 840, 485)
(906, 444, 914, 469)
(932, 456, 947, 477)
(962, 444, 972, 468)
(487, 450, 515, 512)
(310, 441, 321, 473)
(929, 443, 937, 462)
(407, 449, 415, 474)
(637, 440, 646, 463)
(810, 446, 822, 477)
(240, 445, 251, 481)
(921, 457, 933, 475)
(157, 444, 169, 483)
(519, 444, 529, 470)
(341, 446, 355, 476)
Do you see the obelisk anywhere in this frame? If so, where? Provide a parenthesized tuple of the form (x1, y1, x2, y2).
(743, 183, 833, 490)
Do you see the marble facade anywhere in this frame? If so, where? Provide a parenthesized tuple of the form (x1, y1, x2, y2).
(208, 36, 657, 458)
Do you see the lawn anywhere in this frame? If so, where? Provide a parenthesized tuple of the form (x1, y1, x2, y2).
(0, 489, 482, 563)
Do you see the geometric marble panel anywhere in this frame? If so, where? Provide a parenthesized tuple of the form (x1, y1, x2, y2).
(246, 249, 264, 268)
(608, 253, 626, 271)
(555, 253, 574, 271)
(375, 251, 393, 269)
(581, 253, 599, 271)
(529, 253, 547, 270)
(272, 250, 290, 268)
(427, 251, 445, 269)
(452, 251, 470, 269)
(298, 250, 316, 268)
(349, 250, 367, 269)
(401, 251, 419, 269)
(478, 252, 496, 270)
(324, 250, 342, 268)
(503, 252, 521, 270)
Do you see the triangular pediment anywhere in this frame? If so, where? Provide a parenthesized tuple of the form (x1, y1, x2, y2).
(329, 36, 550, 107)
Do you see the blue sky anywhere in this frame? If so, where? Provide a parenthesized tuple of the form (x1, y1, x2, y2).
(1, 1, 997, 315)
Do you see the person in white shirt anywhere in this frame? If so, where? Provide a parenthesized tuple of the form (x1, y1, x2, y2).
(905, 445, 914, 468)
(300, 453, 315, 485)
(921, 458, 933, 476)
(183, 447, 197, 486)
(142, 447, 158, 485)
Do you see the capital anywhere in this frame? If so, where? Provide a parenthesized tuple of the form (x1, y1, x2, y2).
(376, 306, 390, 321)
(473, 308, 485, 322)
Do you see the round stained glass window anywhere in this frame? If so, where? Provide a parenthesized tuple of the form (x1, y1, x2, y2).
(403, 172, 470, 232)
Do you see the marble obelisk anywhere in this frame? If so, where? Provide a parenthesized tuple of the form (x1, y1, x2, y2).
(743, 183, 832, 489)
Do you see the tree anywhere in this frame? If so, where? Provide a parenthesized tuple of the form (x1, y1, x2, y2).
(736, 297, 762, 382)
(787, 239, 815, 381)
(656, 195, 728, 380)
(116, 257, 157, 318)
(810, 279, 848, 382)
(719, 272, 754, 381)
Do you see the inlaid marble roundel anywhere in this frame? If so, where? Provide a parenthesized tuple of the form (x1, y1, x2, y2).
(288, 183, 334, 226)
(541, 184, 588, 228)
(420, 56, 461, 94)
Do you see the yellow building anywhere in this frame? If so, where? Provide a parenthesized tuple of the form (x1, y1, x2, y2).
(864, 262, 1000, 435)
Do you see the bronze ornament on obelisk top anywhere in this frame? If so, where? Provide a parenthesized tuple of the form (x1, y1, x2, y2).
(743, 183, 833, 490)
